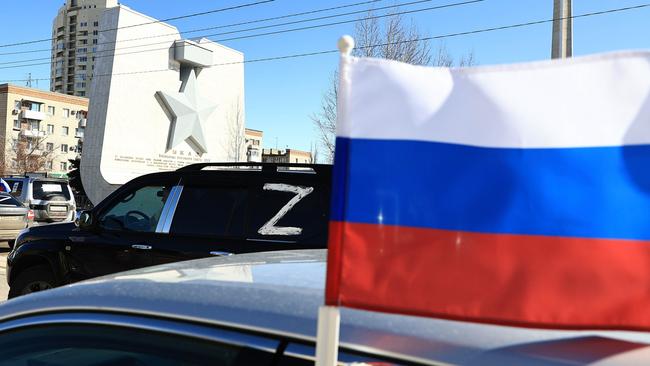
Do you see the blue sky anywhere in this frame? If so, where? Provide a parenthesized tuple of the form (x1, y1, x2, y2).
(0, 0, 649, 154)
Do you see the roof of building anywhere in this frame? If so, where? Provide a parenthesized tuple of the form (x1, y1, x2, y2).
(245, 128, 263, 137)
(0, 84, 88, 107)
(2, 249, 650, 365)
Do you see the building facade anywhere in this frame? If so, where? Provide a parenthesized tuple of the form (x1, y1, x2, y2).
(51, 0, 119, 97)
(245, 128, 263, 162)
(0, 84, 89, 177)
(262, 149, 312, 164)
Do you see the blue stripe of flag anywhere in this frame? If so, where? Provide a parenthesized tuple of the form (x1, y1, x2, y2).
(331, 137, 650, 240)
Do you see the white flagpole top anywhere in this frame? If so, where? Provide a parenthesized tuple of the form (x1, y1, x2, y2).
(338, 35, 355, 56)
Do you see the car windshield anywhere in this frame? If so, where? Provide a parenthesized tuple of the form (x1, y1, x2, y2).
(32, 181, 71, 201)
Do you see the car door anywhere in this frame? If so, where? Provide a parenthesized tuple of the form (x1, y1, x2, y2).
(148, 174, 251, 265)
(68, 180, 177, 279)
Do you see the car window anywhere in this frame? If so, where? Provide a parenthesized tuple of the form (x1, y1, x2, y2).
(170, 186, 247, 237)
(100, 185, 170, 232)
(0, 195, 23, 207)
(4, 180, 23, 198)
(32, 181, 71, 201)
(248, 182, 328, 243)
(0, 324, 276, 366)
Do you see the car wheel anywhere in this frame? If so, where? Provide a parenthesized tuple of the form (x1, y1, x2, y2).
(8, 265, 57, 299)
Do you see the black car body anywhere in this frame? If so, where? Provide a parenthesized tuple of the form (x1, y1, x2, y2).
(7, 163, 331, 298)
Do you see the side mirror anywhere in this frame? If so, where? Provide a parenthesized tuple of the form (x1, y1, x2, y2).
(76, 210, 94, 229)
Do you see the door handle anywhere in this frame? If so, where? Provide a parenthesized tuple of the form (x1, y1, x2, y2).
(132, 244, 152, 250)
(210, 251, 233, 257)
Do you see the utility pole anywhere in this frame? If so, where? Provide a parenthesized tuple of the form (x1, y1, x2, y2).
(551, 0, 572, 59)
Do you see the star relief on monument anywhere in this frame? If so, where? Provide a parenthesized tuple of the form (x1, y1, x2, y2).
(156, 68, 217, 155)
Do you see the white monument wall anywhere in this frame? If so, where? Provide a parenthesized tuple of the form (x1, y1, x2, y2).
(82, 5, 245, 204)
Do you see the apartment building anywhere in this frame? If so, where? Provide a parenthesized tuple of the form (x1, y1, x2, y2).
(262, 148, 313, 164)
(0, 84, 89, 177)
(51, 0, 119, 96)
(245, 128, 263, 163)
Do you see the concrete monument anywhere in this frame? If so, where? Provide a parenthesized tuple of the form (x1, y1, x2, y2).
(82, 5, 245, 204)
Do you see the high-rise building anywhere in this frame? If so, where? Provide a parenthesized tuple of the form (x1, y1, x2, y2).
(51, 0, 119, 97)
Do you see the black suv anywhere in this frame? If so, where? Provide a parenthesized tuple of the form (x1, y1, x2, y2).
(7, 163, 331, 298)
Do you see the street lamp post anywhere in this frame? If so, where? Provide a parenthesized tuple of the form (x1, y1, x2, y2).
(551, 0, 573, 59)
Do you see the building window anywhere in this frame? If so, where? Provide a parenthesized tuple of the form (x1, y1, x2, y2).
(46, 161, 53, 170)
(46, 143, 54, 151)
(47, 106, 55, 115)
(60, 162, 67, 171)
(30, 121, 40, 131)
(93, 30, 98, 36)
(63, 109, 70, 118)
(77, 48, 87, 53)
(61, 144, 68, 153)
(12, 119, 20, 130)
(77, 91, 86, 97)
(47, 124, 54, 134)
(13, 100, 21, 111)
(75, 82, 86, 88)
(93, 21, 99, 27)
(77, 56, 87, 62)
(62, 127, 69, 136)
(80, 22, 87, 27)
(75, 128, 84, 138)
(92, 39, 98, 45)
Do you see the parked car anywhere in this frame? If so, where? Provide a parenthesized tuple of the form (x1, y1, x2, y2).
(7, 163, 331, 298)
(3, 176, 76, 225)
(1, 249, 649, 365)
(0, 193, 31, 247)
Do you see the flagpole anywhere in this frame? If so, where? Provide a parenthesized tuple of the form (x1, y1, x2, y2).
(315, 306, 341, 366)
(315, 35, 354, 366)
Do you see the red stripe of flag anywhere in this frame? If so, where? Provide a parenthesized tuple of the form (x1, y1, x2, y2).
(325, 221, 650, 330)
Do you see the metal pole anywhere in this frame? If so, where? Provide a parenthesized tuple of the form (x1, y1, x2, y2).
(551, 0, 572, 59)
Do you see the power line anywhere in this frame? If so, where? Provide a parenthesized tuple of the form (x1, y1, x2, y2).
(211, 0, 484, 43)
(0, 0, 415, 62)
(0, 0, 480, 69)
(3, 2, 649, 83)
(0, 0, 276, 49)
(0, 0, 385, 58)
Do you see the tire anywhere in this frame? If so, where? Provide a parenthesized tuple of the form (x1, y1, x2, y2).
(8, 265, 57, 299)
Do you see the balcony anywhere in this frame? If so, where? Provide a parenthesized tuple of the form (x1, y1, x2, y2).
(20, 110, 46, 120)
(21, 130, 47, 138)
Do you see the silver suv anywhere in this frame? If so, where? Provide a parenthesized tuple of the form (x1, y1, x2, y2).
(3, 177, 76, 225)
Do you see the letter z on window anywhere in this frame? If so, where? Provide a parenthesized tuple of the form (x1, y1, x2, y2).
(258, 184, 314, 236)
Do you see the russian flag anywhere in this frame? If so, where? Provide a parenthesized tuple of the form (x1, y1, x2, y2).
(325, 51, 650, 330)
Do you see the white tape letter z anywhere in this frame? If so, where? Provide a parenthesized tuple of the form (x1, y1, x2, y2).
(258, 184, 314, 236)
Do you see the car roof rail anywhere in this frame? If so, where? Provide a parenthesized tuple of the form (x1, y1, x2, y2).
(177, 162, 330, 175)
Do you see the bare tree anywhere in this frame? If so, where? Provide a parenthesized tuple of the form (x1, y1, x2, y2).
(7, 135, 57, 175)
(227, 98, 246, 162)
(311, 10, 475, 162)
